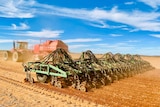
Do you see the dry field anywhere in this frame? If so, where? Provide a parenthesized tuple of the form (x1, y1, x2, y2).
(0, 53, 160, 107)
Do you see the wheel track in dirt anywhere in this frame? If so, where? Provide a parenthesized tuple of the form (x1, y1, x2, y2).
(0, 66, 104, 106)
(0, 64, 116, 105)
(0, 74, 103, 107)
(0, 64, 24, 74)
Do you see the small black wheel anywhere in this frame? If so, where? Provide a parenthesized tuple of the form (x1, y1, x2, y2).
(36, 73, 48, 83)
(55, 81, 62, 88)
(80, 85, 87, 92)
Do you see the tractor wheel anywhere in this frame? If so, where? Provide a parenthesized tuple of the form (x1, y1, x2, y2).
(3, 51, 12, 60)
(12, 51, 22, 62)
(36, 73, 48, 83)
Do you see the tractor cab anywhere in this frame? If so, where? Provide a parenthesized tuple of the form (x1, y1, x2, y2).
(14, 41, 28, 50)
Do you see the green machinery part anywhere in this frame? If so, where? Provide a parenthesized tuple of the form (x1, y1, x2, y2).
(22, 48, 154, 92)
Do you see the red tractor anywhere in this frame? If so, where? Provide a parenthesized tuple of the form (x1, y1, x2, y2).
(3, 41, 29, 62)
(2, 40, 68, 62)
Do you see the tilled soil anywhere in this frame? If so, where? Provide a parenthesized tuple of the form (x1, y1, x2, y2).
(0, 60, 99, 107)
(0, 56, 160, 107)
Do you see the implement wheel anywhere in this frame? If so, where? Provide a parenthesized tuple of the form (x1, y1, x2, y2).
(12, 51, 22, 62)
(36, 73, 48, 83)
(55, 81, 63, 88)
(3, 51, 12, 60)
(80, 85, 87, 92)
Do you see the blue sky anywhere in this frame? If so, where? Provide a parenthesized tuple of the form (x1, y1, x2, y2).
(0, 0, 160, 55)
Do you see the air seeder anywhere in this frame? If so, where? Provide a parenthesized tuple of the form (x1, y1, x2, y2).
(23, 48, 154, 92)
(23, 48, 87, 91)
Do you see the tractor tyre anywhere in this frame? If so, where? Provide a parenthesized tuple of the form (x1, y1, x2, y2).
(3, 51, 12, 60)
(12, 51, 22, 62)
(36, 73, 48, 83)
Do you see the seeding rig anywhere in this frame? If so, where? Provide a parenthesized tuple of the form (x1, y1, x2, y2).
(23, 48, 154, 92)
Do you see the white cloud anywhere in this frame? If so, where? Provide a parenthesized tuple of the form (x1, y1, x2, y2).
(138, 0, 160, 9)
(69, 44, 89, 49)
(87, 21, 109, 28)
(0, 39, 13, 43)
(150, 34, 160, 38)
(11, 23, 30, 30)
(0, 0, 35, 18)
(124, 2, 134, 5)
(14, 29, 64, 38)
(129, 28, 139, 32)
(88, 7, 160, 32)
(37, 5, 160, 32)
(93, 41, 160, 55)
(97, 42, 130, 48)
(111, 25, 127, 29)
(127, 40, 140, 43)
(0, 23, 30, 30)
(89, 42, 135, 54)
(63, 38, 101, 43)
(1, 0, 160, 32)
(0, 39, 40, 43)
(0, 38, 159, 55)
(110, 34, 123, 37)
(95, 40, 140, 53)
(134, 47, 160, 55)
(0, 39, 43, 50)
